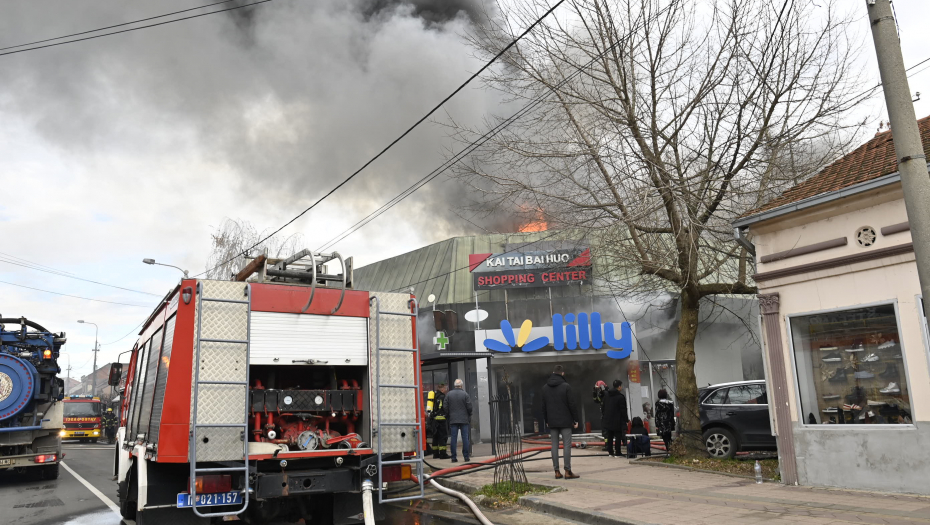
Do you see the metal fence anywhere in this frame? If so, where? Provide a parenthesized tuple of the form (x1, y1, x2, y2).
(488, 392, 527, 487)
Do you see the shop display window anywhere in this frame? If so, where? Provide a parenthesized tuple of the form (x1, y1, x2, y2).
(790, 304, 912, 425)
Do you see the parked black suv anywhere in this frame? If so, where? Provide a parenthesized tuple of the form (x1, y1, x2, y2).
(699, 380, 776, 458)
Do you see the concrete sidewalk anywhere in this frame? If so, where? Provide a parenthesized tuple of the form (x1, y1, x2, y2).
(432, 452, 930, 525)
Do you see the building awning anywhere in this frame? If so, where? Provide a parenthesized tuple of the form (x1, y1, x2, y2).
(421, 352, 494, 365)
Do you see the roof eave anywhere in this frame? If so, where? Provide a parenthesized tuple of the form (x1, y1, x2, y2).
(733, 170, 907, 229)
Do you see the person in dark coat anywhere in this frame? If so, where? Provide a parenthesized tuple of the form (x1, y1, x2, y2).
(102, 408, 118, 445)
(601, 380, 629, 457)
(427, 383, 449, 459)
(654, 389, 675, 452)
(445, 379, 473, 463)
(541, 365, 580, 479)
(626, 416, 651, 457)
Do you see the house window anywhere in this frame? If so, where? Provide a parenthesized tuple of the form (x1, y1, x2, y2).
(789, 304, 912, 425)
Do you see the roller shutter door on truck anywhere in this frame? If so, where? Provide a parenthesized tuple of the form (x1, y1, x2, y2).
(249, 312, 368, 366)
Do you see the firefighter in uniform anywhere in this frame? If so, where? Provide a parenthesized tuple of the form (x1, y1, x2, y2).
(427, 383, 449, 459)
(102, 407, 118, 444)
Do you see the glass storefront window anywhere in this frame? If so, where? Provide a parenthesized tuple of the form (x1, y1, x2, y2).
(790, 304, 913, 425)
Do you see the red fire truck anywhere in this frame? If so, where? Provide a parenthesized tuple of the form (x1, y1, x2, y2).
(61, 395, 103, 442)
(109, 252, 425, 524)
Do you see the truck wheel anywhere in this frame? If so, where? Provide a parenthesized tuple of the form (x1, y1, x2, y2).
(119, 490, 136, 521)
(119, 467, 137, 521)
(44, 464, 60, 480)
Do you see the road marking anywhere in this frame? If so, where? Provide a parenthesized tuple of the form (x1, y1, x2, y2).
(60, 461, 121, 515)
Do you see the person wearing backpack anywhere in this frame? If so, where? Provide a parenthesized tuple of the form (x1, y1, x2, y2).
(654, 388, 675, 452)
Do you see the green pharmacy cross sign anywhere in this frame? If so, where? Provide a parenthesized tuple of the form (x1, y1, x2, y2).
(433, 331, 449, 351)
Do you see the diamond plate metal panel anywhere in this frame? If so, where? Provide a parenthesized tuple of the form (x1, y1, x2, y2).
(370, 292, 418, 454)
(196, 384, 246, 425)
(195, 427, 244, 462)
(201, 280, 250, 302)
(201, 302, 248, 342)
(197, 341, 247, 382)
(190, 280, 250, 425)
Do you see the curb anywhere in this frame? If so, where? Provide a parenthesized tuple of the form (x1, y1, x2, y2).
(518, 496, 652, 525)
(630, 457, 779, 482)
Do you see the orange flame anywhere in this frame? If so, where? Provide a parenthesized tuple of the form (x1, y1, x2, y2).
(517, 206, 548, 232)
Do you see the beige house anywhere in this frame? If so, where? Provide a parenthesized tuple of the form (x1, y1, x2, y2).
(733, 117, 930, 494)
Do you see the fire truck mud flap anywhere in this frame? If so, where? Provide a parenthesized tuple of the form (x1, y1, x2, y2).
(256, 468, 355, 499)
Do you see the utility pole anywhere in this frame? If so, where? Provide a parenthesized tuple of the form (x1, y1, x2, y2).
(867, 0, 930, 323)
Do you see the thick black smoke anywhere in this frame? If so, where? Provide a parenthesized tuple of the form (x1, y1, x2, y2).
(359, 0, 487, 24)
(0, 0, 506, 250)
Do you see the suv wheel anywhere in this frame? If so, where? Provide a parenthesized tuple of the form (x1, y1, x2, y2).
(702, 428, 736, 459)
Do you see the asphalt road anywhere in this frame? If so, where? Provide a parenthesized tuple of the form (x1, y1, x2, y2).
(0, 441, 468, 525)
(1, 440, 122, 525)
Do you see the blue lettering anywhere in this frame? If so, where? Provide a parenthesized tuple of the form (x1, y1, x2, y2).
(590, 312, 603, 349)
(603, 322, 633, 359)
(563, 313, 577, 350)
(551, 314, 564, 350)
(577, 313, 590, 349)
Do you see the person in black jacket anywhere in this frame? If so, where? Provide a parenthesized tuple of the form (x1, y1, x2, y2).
(602, 380, 629, 457)
(541, 365, 580, 479)
(626, 416, 651, 457)
(654, 389, 675, 452)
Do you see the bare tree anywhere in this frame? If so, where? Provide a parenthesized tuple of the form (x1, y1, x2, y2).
(452, 0, 865, 453)
(205, 218, 305, 280)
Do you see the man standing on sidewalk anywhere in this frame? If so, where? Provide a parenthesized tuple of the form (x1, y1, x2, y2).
(602, 380, 629, 457)
(541, 365, 580, 479)
(445, 379, 473, 463)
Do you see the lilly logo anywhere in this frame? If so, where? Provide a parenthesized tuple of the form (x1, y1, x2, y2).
(483, 312, 633, 359)
(483, 320, 550, 353)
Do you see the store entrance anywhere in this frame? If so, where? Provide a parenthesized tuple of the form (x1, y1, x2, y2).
(640, 360, 677, 431)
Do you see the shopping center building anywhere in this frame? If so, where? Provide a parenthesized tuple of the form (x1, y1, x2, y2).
(733, 117, 930, 494)
(355, 233, 763, 443)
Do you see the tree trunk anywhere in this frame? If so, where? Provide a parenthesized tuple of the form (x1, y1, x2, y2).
(674, 290, 703, 455)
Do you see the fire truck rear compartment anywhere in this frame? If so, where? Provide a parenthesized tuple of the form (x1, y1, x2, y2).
(247, 364, 370, 452)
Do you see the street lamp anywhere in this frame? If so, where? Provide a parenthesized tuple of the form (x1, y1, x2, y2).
(143, 258, 189, 278)
(77, 320, 99, 396)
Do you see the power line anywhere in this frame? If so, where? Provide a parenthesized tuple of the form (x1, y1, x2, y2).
(0, 279, 152, 308)
(0, 254, 161, 297)
(0, 0, 273, 59)
(0, 0, 241, 53)
(100, 320, 147, 346)
(196, 0, 567, 277)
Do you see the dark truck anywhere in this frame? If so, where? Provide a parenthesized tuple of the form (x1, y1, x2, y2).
(0, 317, 65, 480)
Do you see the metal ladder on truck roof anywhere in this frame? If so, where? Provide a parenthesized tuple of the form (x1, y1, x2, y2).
(370, 295, 425, 504)
(189, 281, 251, 518)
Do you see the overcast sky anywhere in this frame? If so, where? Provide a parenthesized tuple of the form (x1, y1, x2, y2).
(3, 0, 930, 381)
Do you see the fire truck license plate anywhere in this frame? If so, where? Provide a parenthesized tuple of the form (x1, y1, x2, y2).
(73, 432, 85, 436)
(0, 459, 11, 466)
(177, 492, 242, 508)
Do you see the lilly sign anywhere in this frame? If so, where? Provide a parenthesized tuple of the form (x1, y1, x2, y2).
(483, 312, 633, 359)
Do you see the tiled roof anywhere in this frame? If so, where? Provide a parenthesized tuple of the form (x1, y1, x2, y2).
(741, 115, 930, 218)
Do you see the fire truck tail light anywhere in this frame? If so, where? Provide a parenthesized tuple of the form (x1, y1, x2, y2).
(34, 454, 57, 463)
(43, 349, 52, 359)
(182, 286, 193, 304)
(190, 474, 232, 494)
(381, 464, 411, 483)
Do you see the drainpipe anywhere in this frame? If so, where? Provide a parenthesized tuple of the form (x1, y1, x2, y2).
(733, 226, 756, 256)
